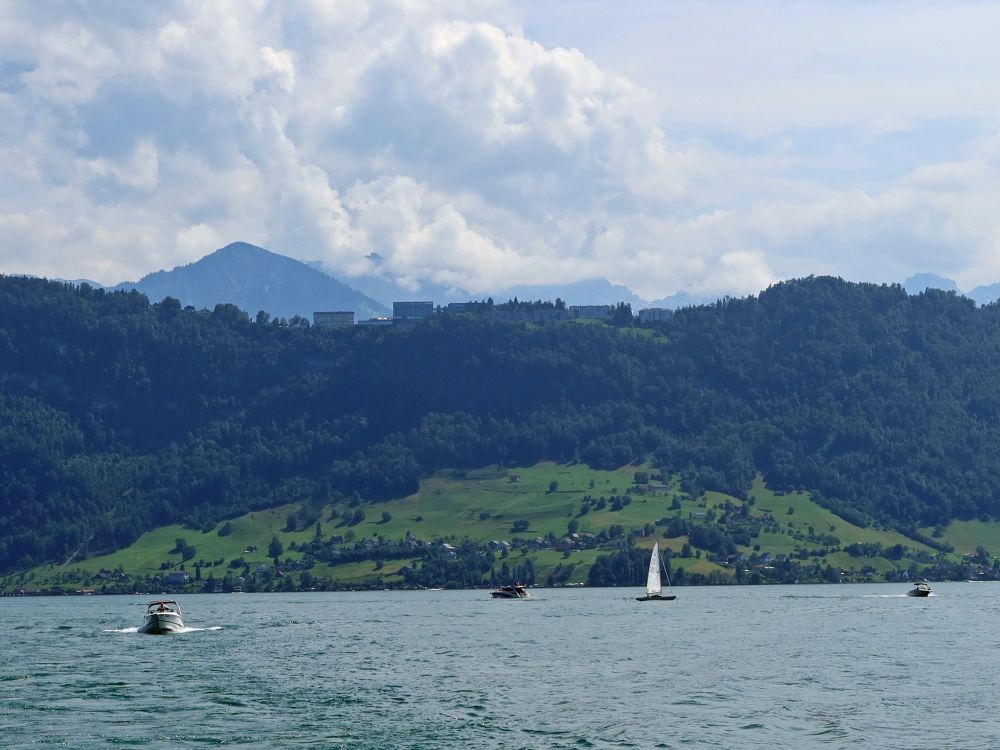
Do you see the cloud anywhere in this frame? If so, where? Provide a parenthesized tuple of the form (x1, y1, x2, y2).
(870, 117, 913, 137)
(76, 139, 160, 191)
(343, 175, 577, 292)
(1, 1, 999, 302)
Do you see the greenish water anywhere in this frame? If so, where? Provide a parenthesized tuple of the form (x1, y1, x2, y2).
(2, 584, 998, 749)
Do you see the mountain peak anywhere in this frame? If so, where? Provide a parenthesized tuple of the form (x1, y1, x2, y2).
(213, 241, 271, 257)
(902, 273, 960, 295)
(117, 242, 388, 319)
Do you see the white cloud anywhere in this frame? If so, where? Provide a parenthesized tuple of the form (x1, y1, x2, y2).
(258, 46, 295, 94)
(1, 1, 999, 302)
(76, 139, 160, 191)
(343, 175, 571, 293)
(20, 22, 118, 105)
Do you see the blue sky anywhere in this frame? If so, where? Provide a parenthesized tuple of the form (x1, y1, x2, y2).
(1, 1, 999, 300)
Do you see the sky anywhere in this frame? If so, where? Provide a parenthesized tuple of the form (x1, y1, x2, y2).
(2, 1, 1000, 301)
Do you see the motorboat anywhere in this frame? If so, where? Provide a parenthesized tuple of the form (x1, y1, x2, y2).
(139, 600, 185, 633)
(906, 581, 932, 597)
(491, 584, 530, 599)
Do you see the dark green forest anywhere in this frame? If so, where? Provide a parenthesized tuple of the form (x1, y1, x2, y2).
(2, 274, 1000, 573)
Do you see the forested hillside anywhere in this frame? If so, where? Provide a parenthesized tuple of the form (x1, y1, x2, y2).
(2, 274, 1000, 572)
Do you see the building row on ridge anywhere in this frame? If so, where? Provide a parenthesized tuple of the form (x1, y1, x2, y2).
(314, 301, 672, 328)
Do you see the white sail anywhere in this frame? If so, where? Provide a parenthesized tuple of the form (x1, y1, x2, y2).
(645, 542, 662, 595)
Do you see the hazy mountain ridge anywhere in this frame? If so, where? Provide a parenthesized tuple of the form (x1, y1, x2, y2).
(902, 273, 960, 295)
(902, 272, 1000, 305)
(309, 258, 648, 309)
(42, 248, 1000, 318)
(114, 242, 388, 321)
(967, 283, 1000, 306)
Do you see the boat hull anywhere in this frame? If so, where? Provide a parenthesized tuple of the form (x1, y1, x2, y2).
(139, 613, 185, 634)
(636, 594, 677, 601)
(906, 590, 931, 597)
(491, 586, 530, 599)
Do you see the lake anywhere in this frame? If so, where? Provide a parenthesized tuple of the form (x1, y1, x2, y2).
(2, 583, 997, 749)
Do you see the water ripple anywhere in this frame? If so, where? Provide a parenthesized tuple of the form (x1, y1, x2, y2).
(3, 585, 1000, 748)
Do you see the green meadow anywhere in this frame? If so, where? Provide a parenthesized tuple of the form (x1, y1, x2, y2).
(745, 479, 931, 555)
(920, 519, 1000, 557)
(8, 463, 998, 591)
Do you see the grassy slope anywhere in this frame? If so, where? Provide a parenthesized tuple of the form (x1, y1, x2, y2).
(919, 519, 1000, 558)
(9, 464, 996, 590)
(747, 479, 929, 552)
(26, 504, 316, 585)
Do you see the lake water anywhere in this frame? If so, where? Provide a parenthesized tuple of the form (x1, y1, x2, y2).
(2, 583, 998, 749)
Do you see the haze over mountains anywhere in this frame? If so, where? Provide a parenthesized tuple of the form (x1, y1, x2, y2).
(45, 242, 1000, 320)
(309, 254, 651, 310)
(102, 242, 717, 319)
(114, 243, 389, 321)
(901, 273, 1000, 305)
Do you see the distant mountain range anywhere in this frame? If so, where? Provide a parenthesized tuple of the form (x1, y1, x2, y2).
(311, 253, 650, 309)
(901, 273, 961, 295)
(114, 242, 389, 321)
(45, 241, 1000, 320)
(901, 273, 1000, 305)
(86, 242, 670, 319)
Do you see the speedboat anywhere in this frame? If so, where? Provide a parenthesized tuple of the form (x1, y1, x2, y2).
(491, 584, 530, 599)
(139, 600, 185, 633)
(906, 581, 932, 597)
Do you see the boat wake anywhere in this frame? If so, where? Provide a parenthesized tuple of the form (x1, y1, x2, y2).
(104, 625, 223, 634)
(863, 594, 911, 598)
(175, 625, 224, 633)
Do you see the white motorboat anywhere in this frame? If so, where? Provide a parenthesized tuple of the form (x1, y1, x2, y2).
(139, 600, 185, 633)
(906, 581, 932, 597)
(636, 542, 677, 601)
(491, 584, 530, 599)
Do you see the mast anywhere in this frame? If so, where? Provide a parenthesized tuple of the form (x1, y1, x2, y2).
(660, 549, 674, 594)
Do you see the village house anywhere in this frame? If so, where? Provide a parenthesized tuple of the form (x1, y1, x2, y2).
(164, 570, 191, 585)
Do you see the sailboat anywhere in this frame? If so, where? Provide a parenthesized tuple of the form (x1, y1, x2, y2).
(636, 542, 676, 602)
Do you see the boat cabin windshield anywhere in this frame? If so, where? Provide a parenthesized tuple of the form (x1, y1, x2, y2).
(146, 600, 181, 614)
